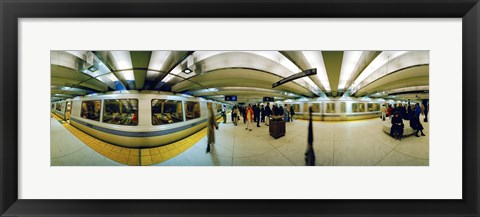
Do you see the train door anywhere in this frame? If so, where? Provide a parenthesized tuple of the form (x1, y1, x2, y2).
(65, 101, 72, 123)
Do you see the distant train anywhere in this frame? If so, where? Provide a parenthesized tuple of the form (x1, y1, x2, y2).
(51, 92, 225, 148)
(285, 97, 384, 121)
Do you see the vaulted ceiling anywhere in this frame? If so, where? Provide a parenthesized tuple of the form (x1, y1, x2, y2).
(51, 51, 429, 103)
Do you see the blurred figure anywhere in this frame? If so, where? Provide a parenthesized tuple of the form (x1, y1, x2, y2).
(410, 103, 425, 137)
(305, 107, 315, 166)
(390, 111, 404, 140)
(231, 105, 236, 123)
(279, 104, 284, 117)
(234, 106, 240, 126)
(264, 103, 271, 126)
(289, 105, 295, 122)
(206, 102, 219, 153)
(399, 104, 406, 119)
(255, 103, 261, 127)
(422, 100, 429, 122)
(245, 104, 253, 131)
(253, 104, 258, 123)
(380, 104, 386, 121)
(221, 105, 227, 124)
(241, 106, 246, 124)
(272, 104, 278, 116)
(283, 104, 289, 122)
(387, 104, 393, 118)
(260, 104, 265, 123)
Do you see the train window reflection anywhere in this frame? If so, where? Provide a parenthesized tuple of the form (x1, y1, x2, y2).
(185, 101, 201, 120)
(368, 103, 380, 112)
(55, 103, 62, 111)
(325, 103, 336, 113)
(340, 102, 346, 113)
(102, 99, 138, 126)
(352, 103, 365, 112)
(81, 100, 101, 121)
(292, 104, 300, 112)
(152, 99, 184, 125)
(311, 103, 321, 113)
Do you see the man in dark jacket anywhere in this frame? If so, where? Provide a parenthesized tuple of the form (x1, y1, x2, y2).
(264, 103, 271, 126)
(260, 105, 265, 123)
(254, 103, 261, 127)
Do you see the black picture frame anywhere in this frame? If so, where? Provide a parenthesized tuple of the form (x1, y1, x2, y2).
(1, 0, 479, 216)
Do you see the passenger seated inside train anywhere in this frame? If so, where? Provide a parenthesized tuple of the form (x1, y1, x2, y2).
(102, 99, 138, 126)
(151, 100, 184, 125)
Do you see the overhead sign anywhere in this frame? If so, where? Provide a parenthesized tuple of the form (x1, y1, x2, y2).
(225, 95, 237, 101)
(263, 97, 274, 102)
(272, 68, 317, 88)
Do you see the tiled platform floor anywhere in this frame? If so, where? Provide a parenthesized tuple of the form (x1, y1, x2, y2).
(51, 114, 429, 166)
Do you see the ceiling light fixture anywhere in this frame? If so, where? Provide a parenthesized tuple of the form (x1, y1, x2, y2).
(183, 67, 193, 74)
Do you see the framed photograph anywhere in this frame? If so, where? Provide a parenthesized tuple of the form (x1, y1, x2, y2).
(1, 0, 479, 216)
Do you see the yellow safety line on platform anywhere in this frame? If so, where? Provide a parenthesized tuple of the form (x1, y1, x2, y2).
(51, 113, 219, 166)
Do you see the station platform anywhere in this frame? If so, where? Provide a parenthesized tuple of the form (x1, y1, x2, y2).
(51, 114, 429, 166)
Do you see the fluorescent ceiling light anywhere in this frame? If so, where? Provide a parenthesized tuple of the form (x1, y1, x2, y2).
(301, 51, 331, 91)
(110, 51, 132, 70)
(161, 74, 175, 83)
(338, 51, 363, 90)
(120, 70, 135, 81)
(148, 51, 171, 71)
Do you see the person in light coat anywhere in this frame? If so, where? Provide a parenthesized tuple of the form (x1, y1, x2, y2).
(206, 102, 218, 153)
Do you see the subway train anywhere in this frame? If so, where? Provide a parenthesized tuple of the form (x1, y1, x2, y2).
(281, 97, 411, 121)
(51, 91, 225, 148)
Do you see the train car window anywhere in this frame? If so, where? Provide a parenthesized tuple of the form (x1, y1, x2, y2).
(185, 101, 201, 120)
(81, 100, 101, 121)
(51, 104, 54, 109)
(102, 99, 138, 126)
(325, 103, 336, 113)
(311, 103, 321, 113)
(368, 103, 380, 112)
(55, 103, 62, 111)
(352, 103, 365, 113)
(151, 99, 184, 125)
(292, 104, 300, 112)
(340, 102, 346, 113)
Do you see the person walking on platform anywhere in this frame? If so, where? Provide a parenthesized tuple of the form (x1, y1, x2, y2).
(255, 103, 261, 127)
(410, 103, 425, 137)
(232, 105, 238, 126)
(260, 104, 265, 123)
(283, 104, 289, 122)
(221, 105, 227, 124)
(380, 104, 386, 121)
(242, 106, 246, 124)
(279, 104, 284, 117)
(290, 105, 295, 122)
(387, 104, 393, 118)
(231, 105, 236, 123)
(245, 104, 253, 131)
(206, 102, 218, 153)
(264, 103, 271, 126)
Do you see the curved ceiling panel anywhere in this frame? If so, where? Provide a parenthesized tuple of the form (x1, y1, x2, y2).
(356, 65, 429, 95)
(171, 68, 316, 98)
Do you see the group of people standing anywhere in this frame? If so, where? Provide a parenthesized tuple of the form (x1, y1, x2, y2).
(229, 102, 296, 131)
(206, 102, 296, 152)
(385, 103, 427, 140)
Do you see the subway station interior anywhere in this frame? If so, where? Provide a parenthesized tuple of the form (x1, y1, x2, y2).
(51, 51, 429, 166)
